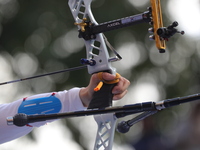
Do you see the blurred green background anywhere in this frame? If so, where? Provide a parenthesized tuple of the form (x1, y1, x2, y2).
(0, 0, 200, 150)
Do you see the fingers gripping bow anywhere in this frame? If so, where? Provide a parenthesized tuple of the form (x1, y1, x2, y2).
(88, 72, 121, 109)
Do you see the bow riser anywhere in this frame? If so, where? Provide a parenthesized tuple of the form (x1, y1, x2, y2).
(94, 114, 117, 150)
(68, 1, 117, 150)
(68, 0, 115, 74)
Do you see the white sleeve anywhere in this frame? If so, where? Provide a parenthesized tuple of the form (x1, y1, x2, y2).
(0, 88, 86, 144)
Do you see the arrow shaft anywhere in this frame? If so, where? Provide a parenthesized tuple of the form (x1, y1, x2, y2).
(0, 65, 87, 86)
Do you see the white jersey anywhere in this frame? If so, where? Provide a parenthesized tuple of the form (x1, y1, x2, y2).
(0, 88, 86, 144)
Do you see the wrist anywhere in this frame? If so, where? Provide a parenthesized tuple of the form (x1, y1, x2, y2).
(79, 87, 92, 107)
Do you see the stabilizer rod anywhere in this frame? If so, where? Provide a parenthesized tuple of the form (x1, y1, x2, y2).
(7, 102, 156, 127)
(7, 93, 200, 127)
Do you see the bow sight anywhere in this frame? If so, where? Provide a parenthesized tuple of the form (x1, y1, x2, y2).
(157, 21, 185, 40)
(75, 0, 184, 53)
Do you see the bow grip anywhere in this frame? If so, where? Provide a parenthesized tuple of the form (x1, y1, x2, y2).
(87, 83, 117, 109)
(87, 73, 120, 109)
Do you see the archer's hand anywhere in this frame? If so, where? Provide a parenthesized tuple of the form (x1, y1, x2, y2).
(80, 72, 130, 107)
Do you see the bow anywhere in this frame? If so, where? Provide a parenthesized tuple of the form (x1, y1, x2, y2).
(5, 0, 185, 150)
(68, 0, 183, 149)
(68, 1, 120, 149)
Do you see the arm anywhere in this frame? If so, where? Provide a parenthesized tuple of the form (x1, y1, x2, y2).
(0, 73, 130, 144)
(0, 88, 83, 144)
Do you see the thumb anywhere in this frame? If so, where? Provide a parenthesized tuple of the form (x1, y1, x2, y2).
(89, 72, 116, 91)
(101, 72, 117, 81)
